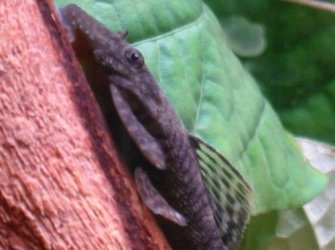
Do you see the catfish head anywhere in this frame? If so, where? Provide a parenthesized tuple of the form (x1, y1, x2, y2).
(61, 4, 170, 128)
(61, 4, 180, 169)
(92, 34, 171, 128)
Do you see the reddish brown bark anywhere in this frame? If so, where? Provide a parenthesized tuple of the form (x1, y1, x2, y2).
(0, 0, 170, 249)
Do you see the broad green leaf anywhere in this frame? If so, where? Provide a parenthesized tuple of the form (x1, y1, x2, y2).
(240, 138, 335, 250)
(56, 0, 327, 214)
(239, 209, 319, 250)
(300, 138, 335, 250)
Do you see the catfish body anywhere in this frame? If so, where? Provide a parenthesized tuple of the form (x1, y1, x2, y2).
(60, 5, 251, 250)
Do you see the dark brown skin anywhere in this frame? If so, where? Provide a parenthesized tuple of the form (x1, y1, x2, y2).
(60, 4, 225, 250)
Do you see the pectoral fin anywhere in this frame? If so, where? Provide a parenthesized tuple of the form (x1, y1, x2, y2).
(134, 167, 187, 226)
(189, 135, 252, 248)
(111, 85, 166, 170)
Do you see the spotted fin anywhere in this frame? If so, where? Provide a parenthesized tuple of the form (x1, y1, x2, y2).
(134, 167, 187, 226)
(110, 85, 166, 170)
(189, 135, 252, 248)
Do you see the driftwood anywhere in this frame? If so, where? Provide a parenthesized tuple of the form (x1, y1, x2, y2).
(0, 0, 170, 249)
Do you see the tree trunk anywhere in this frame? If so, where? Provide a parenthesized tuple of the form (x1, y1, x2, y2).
(0, 0, 170, 249)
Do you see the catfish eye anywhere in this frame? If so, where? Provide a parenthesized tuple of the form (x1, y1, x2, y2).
(125, 48, 144, 68)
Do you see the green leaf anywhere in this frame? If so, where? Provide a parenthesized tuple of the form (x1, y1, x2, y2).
(299, 138, 335, 249)
(240, 138, 335, 250)
(241, 209, 319, 250)
(56, 0, 327, 215)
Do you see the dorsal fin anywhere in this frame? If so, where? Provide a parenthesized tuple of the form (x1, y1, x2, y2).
(189, 135, 252, 248)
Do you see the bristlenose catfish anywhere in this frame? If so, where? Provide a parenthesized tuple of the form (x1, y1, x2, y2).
(60, 5, 252, 249)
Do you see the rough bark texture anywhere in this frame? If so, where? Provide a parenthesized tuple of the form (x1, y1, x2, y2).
(0, 0, 170, 249)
